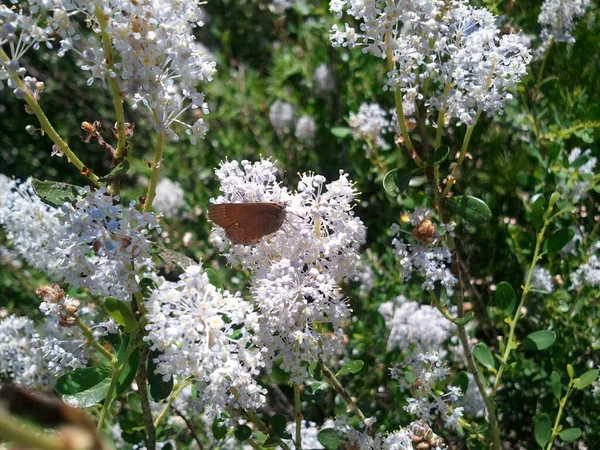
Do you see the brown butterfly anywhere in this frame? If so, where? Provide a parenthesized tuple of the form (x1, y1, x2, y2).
(208, 202, 286, 245)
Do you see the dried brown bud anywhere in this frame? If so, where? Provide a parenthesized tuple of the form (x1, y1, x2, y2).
(412, 219, 437, 244)
(35, 284, 65, 303)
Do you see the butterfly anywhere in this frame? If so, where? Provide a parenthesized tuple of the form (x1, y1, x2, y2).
(208, 202, 286, 245)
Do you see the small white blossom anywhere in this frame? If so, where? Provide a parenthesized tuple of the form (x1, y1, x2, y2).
(153, 178, 187, 218)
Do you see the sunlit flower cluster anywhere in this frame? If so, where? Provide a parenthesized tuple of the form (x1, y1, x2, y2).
(330, 0, 532, 125)
(144, 264, 266, 418)
(153, 178, 187, 218)
(538, 0, 590, 45)
(210, 158, 366, 382)
(390, 351, 463, 429)
(378, 295, 455, 352)
(1, 0, 215, 141)
(349, 103, 390, 151)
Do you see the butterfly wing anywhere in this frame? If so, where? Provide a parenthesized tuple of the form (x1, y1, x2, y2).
(208, 203, 286, 245)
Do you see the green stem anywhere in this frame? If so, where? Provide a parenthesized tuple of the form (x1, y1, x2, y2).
(154, 380, 192, 428)
(0, 48, 100, 186)
(144, 128, 165, 212)
(0, 412, 66, 450)
(536, 40, 554, 87)
(322, 364, 366, 421)
(433, 83, 452, 150)
(76, 318, 115, 362)
(493, 218, 550, 395)
(294, 384, 302, 450)
(545, 381, 575, 450)
(97, 334, 138, 431)
(441, 110, 481, 198)
(136, 344, 156, 450)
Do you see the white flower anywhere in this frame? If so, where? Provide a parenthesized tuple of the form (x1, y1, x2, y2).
(557, 148, 597, 203)
(295, 115, 317, 142)
(314, 64, 335, 94)
(144, 265, 266, 419)
(269, 100, 295, 135)
(530, 266, 554, 293)
(210, 158, 366, 382)
(153, 178, 186, 218)
(349, 103, 390, 152)
(331, 0, 532, 125)
(378, 296, 455, 352)
(538, 0, 590, 44)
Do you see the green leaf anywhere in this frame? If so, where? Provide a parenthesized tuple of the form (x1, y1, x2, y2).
(157, 246, 196, 270)
(62, 378, 112, 408)
(452, 371, 469, 393)
(105, 297, 137, 332)
(496, 282, 516, 314)
(31, 179, 86, 208)
(270, 414, 287, 437)
(318, 428, 342, 450)
(336, 360, 364, 376)
(55, 366, 111, 395)
(544, 228, 575, 254)
(116, 336, 139, 395)
(523, 330, 556, 350)
(551, 371, 561, 400)
(534, 413, 552, 448)
(212, 417, 228, 440)
(567, 364, 575, 379)
(235, 425, 252, 441)
(383, 168, 412, 197)
(473, 342, 495, 370)
(431, 146, 450, 164)
(139, 278, 157, 300)
(454, 311, 474, 326)
(205, 268, 224, 290)
(574, 369, 598, 390)
(148, 349, 173, 401)
(448, 195, 492, 225)
(99, 158, 131, 182)
(330, 127, 352, 138)
(559, 428, 582, 441)
(532, 195, 545, 231)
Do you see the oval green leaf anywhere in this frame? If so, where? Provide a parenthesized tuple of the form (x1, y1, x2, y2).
(383, 168, 412, 197)
(532, 195, 545, 231)
(448, 195, 492, 225)
(205, 268, 224, 290)
(331, 127, 352, 138)
(452, 371, 469, 393)
(496, 282, 516, 314)
(559, 428, 582, 441)
(336, 360, 364, 376)
(544, 228, 575, 254)
(574, 369, 598, 390)
(55, 366, 111, 395)
(523, 330, 556, 351)
(318, 428, 342, 450)
(534, 413, 552, 448)
(105, 297, 137, 332)
(235, 424, 252, 441)
(270, 414, 288, 437)
(31, 179, 87, 208)
(473, 342, 495, 370)
(62, 377, 112, 408)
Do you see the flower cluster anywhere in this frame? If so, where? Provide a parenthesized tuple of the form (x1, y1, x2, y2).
(538, 0, 591, 45)
(210, 158, 366, 382)
(391, 209, 457, 295)
(153, 178, 187, 218)
(556, 147, 597, 203)
(378, 295, 455, 353)
(530, 266, 554, 293)
(390, 351, 463, 429)
(144, 264, 266, 418)
(295, 115, 317, 142)
(269, 100, 295, 135)
(330, 0, 531, 126)
(348, 103, 390, 151)
(2, 0, 215, 141)
(314, 64, 335, 94)
(570, 242, 600, 290)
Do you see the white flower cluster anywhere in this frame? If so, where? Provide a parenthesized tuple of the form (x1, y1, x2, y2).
(283, 419, 336, 449)
(1, 0, 215, 142)
(314, 64, 335, 94)
(390, 351, 463, 429)
(570, 242, 600, 290)
(144, 265, 266, 418)
(153, 178, 187, 218)
(557, 147, 597, 203)
(349, 103, 390, 151)
(210, 159, 366, 382)
(530, 266, 554, 293)
(269, 100, 295, 135)
(391, 210, 457, 295)
(538, 0, 590, 45)
(330, 0, 532, 125)
(57, 187, 159, 299)
(0, 315, 87, 388)
(378, 296, 455, 353)
(295, 115, 317, 142)
(0, 177, 160, 300)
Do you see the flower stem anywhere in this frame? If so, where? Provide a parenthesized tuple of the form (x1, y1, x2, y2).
(154, 380, 192, 428)
(144, 128, 165, 212)
(545, 380, 575, 450)
(76, 318, 115, 362)
(0, 49, 100, 186)
(322, 363, 366, 421)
